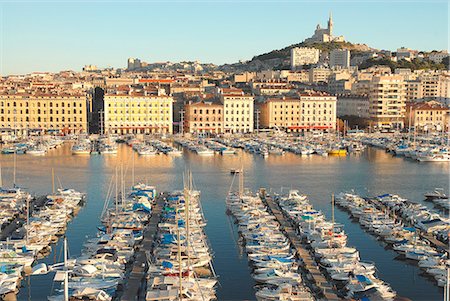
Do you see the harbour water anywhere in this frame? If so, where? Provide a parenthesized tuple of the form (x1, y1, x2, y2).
(0, 143, 447, 301)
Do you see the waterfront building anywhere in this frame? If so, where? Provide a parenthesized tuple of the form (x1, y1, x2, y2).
(406, 100, 449, 132)
(259, 92, 336, 132)
(221, 92, 254, 133)
(330, 49, 350, 68)
(104, 89, 173, 134)
(259, 98, 302, 132)
(290, 47, 320, 69)
(0, 93, 88, 135)
(337, 94, 370, 118)
(299, 92, 337, 131)
(184, 99, 223, 134)
(369, 75, 406, 129)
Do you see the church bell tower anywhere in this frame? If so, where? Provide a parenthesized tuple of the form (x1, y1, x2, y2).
(328, 12, 333, 36)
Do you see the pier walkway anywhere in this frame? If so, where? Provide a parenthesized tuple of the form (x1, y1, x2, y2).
(0, 195, 47, 240)
(261, 195, 341, 300)
(121, 192, 167, 301)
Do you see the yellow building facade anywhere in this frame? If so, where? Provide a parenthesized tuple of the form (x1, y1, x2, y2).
(104, 94, 173, 134)
(406, 101, 449, 132)
(0, 94, 88, 134)
(260, 93, 337, 132)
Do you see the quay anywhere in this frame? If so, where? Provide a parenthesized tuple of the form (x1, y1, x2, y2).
(121, 192, 167, 301)
(260, 192, 341, 300)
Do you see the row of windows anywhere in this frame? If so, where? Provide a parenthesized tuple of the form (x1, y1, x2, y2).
(416, 116, 444, 121)
(107, 110, 169, 115)
(416, 111, 444, 115)
(224, 103, 251, 108)
(273, 103, 333, 109)
(108, 128, 170, 134)
(1, 116, 82, 122)
(0, 109, 83, 115)
(0, 101, 83, 108)
(271, 122, 335, 126)
(225, 110, 250, 115)
(0, 122, 84, 128)
(107, 103, 171, 108)
(273, 116, 333, 121)
(193, 109, 222, 114)
(191, 123, 220, 128)
(193, 117, 221, 122)
(272, 110, 332, 115)
(225, 118, 250, 122)
(107, 118, 170, 122)
(224, 124, 252, 128)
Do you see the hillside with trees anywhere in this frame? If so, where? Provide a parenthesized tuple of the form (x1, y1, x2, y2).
(359, 57, 448, 71)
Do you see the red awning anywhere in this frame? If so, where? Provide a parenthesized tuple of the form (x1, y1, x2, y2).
(287, 125, 333, 129)
(116, 126, 169, 129)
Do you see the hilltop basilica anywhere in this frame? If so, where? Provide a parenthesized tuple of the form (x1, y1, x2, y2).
(304, 13, 345, 43)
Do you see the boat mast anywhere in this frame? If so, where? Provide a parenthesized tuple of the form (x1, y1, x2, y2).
(51, 168, 55, 194)
(115, 166, 119, 215)
(177, 199, 183, 300)
(337, 119, 340, 140)
(413, 125, 417, 150)
(445, 265, 449, 301)
(121, 163, 124, 208)
(408, 108, 412, 144)
(239, 165, 244, 196)
(185, 172, 191, 281)
(26, 196, 30, 245)
(331, 193, 335, 248)
(132, 151, 135, 186)
(343, 120, 346, 139)
(13, 148, 16, 188)
(63, 236, 69, 301)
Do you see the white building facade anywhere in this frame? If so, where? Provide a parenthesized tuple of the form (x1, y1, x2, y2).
(330, 49, 350, 68)
(291, 47, 320, 69)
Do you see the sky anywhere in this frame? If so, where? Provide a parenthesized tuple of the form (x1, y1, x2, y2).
(0, 0, 448, 75)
